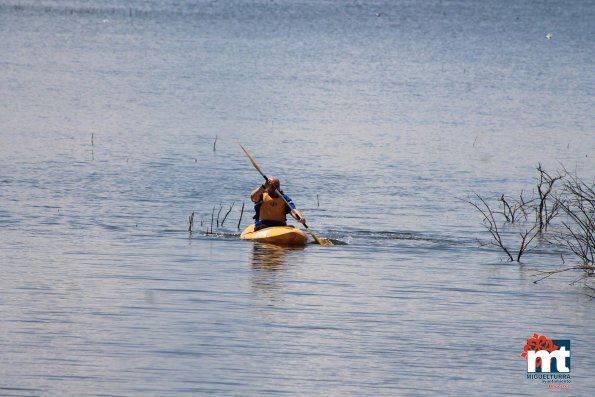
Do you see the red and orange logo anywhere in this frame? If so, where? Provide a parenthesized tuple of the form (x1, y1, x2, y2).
(520, 333, 559, 369)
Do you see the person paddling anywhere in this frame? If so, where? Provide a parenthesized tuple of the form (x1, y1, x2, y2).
(250, 176, 306, 231)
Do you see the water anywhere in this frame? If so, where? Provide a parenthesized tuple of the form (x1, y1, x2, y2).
(1, 0, 594, 395)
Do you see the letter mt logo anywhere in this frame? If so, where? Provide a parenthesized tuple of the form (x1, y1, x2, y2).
(521, 333, 571, 388)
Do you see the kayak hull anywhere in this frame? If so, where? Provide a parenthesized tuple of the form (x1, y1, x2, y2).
(240, 224, 308, 247)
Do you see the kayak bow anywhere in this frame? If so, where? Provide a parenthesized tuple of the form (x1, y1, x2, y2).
(240, 225, 308, 247)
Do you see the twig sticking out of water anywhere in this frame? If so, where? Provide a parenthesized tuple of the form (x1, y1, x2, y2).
(464, 194, 517, 262)
(531, 265, 592, 284)
(238, 202, 245, 230)
(317, 194, 320, 208)
(91, 133, 94, 146)
(190, 202, 247, 235)
(221, 202, 235, 227)
(188, 211, 194, 233)
(213, 135, 218, 152)
(216, 203, 223, 227)
(536, 163, 563, 233)
(500, 194, 514, 222)
(209, 206, 215, 234)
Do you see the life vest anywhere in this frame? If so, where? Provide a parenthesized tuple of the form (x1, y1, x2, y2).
(257, 192, 287, 222)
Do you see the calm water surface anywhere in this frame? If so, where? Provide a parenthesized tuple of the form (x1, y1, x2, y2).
(1, 1, 594, 396)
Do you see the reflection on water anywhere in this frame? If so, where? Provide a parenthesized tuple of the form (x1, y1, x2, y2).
(250, 243, 303, 300)
(251, 243, 297, 270)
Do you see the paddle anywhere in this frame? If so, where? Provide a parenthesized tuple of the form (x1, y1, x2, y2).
(239, 143, 332, 245)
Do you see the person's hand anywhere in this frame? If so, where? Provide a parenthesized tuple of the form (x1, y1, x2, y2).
(292, 210, 306, 225)
(264, 177, 280, 191)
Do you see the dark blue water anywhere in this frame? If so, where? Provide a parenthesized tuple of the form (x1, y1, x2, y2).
(1, 1, 594, 395)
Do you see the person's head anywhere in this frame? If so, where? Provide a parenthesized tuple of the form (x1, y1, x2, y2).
(266, 176, 281, 195)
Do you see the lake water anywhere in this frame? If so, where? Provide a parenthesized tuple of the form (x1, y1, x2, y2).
(1, 0, 594, 395)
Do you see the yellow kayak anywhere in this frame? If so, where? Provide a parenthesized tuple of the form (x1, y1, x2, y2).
(240, 224, 308, 247)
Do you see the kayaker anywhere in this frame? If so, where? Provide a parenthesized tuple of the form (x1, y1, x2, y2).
(250, 176, 306, 231)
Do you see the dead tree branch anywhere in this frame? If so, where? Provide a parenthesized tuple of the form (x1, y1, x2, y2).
(221, 201, 235, 227)
(464, 194, 515, 261)
(467, 164, 594, 282)
(536, 163, 564, 233)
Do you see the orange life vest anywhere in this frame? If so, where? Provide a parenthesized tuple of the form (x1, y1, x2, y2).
(258, 192, 287, 222)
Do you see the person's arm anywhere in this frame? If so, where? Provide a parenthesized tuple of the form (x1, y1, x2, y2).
(290, 208, 306, 225)
(283, 194, 306, 225)
(250, 183, 266, 203)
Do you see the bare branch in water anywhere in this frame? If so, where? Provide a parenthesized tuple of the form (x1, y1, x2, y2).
(536, 163, 564, 233)
(216, 203, 223, 228)
(188, 211, 194, 233)
(463, 193, 515, 261)
(238, 202, 245, 230)
(531, 264, 594, 284)
(221, 202, 235, 227)
(209, 206, 215, 234)
(466, 164, 593, 282)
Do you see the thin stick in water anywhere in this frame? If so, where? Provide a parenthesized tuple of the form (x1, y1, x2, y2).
(238, 202, 245, 230)
(216, 203, 223, 228)
(221, 201, 235, 227)
(188, 211, 194, 233)
(209, 206, 215, 234)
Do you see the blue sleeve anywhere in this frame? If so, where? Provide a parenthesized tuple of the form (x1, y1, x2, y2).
(283, 194, 296, 213)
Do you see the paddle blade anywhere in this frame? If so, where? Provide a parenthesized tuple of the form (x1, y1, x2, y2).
(239, 143, 265, 177)
(305, 227, 333, 245)
(313, 234, 333, 246)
